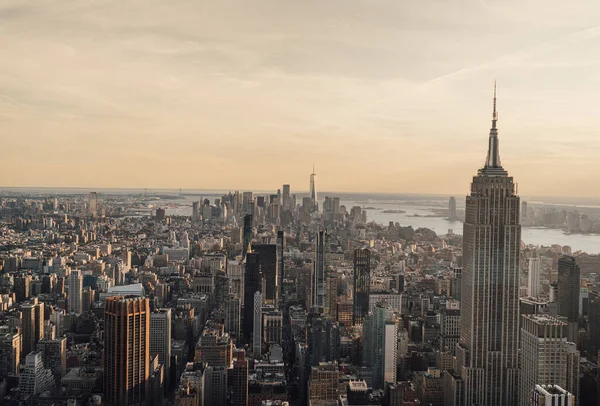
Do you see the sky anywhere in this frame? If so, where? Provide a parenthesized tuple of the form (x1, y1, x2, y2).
(1, 0, 600, 197)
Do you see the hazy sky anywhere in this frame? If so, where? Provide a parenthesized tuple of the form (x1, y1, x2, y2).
(2, 0, 600, 197)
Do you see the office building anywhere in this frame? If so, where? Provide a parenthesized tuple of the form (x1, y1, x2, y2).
(312, 230, 327, 309)
(242, 214, 253, 260)
(88, 192, 98, 217)
(310, 165, 318, 211)
(353, 248, 371, 325)
(558, 255, 581, 344)
(19, 351, 55, 397)
(528, 257, 542, 298)
(253, 244, 278, 306)
(362, 304, 397, 389)
(440, 300, 460, 355)
(0, 327, 21, 376)
(195, 328, 233, 367)
(225, 294, 241, 343)
(229, 349, 249, 406)
(457, 85, 521, 405)
(69, 270, 83, 314)
(243, 251, 263, 344)
(263, 310, 283, 348)
(37, 336, 67, 384)
(253, 291, 263, 356)
(203, 366, 228, 406)
(448, 196, 457, 221)
(309, 361, 339, 402)
(519, 314, 580, 406)
(277, 230, 285, 307)
(282, 184, 291, 210)
(150, 308, 172, 390)
(192, 201, 200, 222)
(14, 275, 32, 303)
(531, 385, 575, 406)
(104, 296, 151, 406)
(22, 297, 44, 358)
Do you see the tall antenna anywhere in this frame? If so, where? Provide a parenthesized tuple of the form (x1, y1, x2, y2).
(492, 80, 498, 128)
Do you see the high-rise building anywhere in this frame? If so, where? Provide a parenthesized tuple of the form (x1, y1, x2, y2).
(282, 184, 291, 211)
(362, 305, 397, 389)
(252, 244, 278, 306)
(309, 361, 340, 402)
(150, 308, 172, 390)
(192, 201, 200, 222)
(353, 248, 371, 326)
(440, 300, 461, 355)
(242, 214, 253, 260)
(203, 366, 228, 406)
(229, 349, 248, 406)
(68, 270, 83, 314)
(0, 327, 21, 377)
(19, 351, 55, 397)
(243, 252, 262, 344)
(104, 296, 151, 406)
(37, 336, 67, 384)
(521, 201, 529, 222)
(312, 230, 327, 309)
(225, 294, 241, 343)
(263, 311, 283, 348)
(310, 165, 318, 212)
(22, 297, 44, 358)
(14, 275, 32, 303)
(276, 230, 285, 307)
(531, 385, 575, 406)
(195, 328, 233, 367)
(88, 192, 98, 217)
(457, 85, 521, 406)
(558, 255, 581, 344)
(528, 257, 542, 298)
(448, 196, 457, 221)
(519, 314, 580, 406)
(253, 291, 263, 356)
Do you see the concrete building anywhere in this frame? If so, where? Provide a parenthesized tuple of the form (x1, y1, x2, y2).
(68, 269, 83, 314)
(0, 327, 21, 376)
(531, 385, 575, 406)
(312, 230, 327, 309)
(353, 248, 371, 326)
(37, 336, 67, 384)
(309, 361, 339, 402)
(254, 291, 263, 356)
(150, 308, 172, 390)
(103, 296, 151, 406)
(528, 257, 542, 298)
(558, 255, 581, 344)
(263, 310, 283, 348)
(19, 351, 55, 397)
(457, 86, 521, 405)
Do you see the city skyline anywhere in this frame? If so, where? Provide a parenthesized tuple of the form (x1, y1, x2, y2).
(2, 1, 600, 196)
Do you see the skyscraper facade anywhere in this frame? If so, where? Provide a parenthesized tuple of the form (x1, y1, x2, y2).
(150, 308, 172, 390)
(310, 165, 317, 211)
(277, 230, 285, 307)
(229, 349, 248, 406)
(558, 255, 581, 344)
(448, 196, 457, 221)
(252, 244, 278, 307)
(242, 214, 253, 260)
(68, 270, 83, 314)
(243, 252, 262, 344)
(352, 248, 371, 326)
(362, 304, 397, 389)
(457, 86, 521, 406)
(312, 230, 327, 309)
(253, 291, 263, 356)
(104, 296, 151, 406)
(528, 257, 542, 298)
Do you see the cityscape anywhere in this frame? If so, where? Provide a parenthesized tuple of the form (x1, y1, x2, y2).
(3, 1, 600, 406)
(1, 90, 599, 405)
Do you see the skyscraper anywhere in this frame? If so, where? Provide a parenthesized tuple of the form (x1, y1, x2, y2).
(192, 201, 200, 222)
(243, 252, 262, 344)
(0, 327, 21, 377)
(104, 296, 151, 406)
(150, 308, 172, 390)
(19, 351, 55, 397)
(310, 165, 317, 211)
(252, 244, 278, 307)
(519, 314, 579, 406)
(277, 230, 285, 308)
(282, 184, 291, 211)
(253, 291, 263, 356)
(457, 84, 521, 406)
(68, 270, 83, 314)
(448, 196, 457, 221)
(37, 336, 67, 384)
(21, 297, 44, 358)
(88, 191, 98, 217)
(362, 304, 397, 389)
(531, 385, 575, 406)
(242, 214, 253, 260)
(528, 257, 542, 298)
(225, 293, 241, 343)
(353, 248, 371, 326)
(229, 349, 248, 406)
(558, 255, 581, 344)
(312, 230, 327, 309)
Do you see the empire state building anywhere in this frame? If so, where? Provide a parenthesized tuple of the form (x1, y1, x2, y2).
(457, 85, 521, 405)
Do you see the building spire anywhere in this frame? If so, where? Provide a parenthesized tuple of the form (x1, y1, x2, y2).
(481, 81, 506, 175)
(492, 80, 498, 129)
